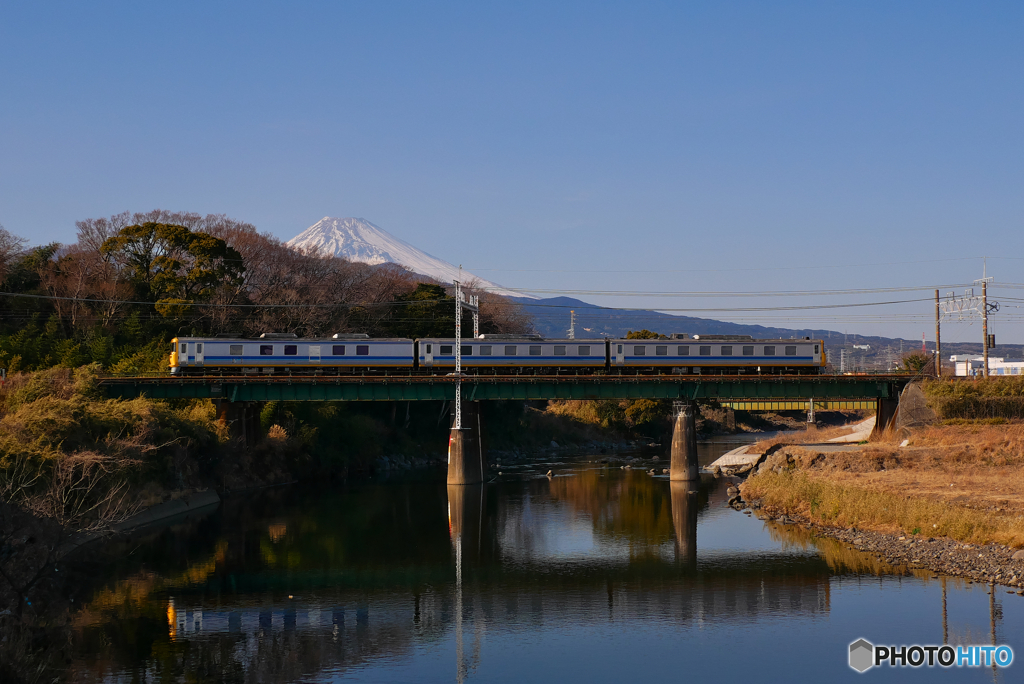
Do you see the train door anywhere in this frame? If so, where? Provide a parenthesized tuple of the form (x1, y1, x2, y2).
(424, 343, 434, 368)
(613, 343, 624, 366)
(309, 345, 321, 364)
(195, 342, 204, 366)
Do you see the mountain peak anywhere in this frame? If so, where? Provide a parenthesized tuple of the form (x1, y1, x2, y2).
(286, 217, 531, 298)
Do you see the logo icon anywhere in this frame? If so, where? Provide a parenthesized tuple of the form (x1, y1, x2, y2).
(849, 638, 874, 672)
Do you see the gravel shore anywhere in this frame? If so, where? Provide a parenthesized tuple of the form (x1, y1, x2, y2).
(743, 499, 1024, 593)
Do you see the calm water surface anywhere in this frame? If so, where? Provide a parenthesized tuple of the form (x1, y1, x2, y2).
(72, 436, 1024, 682)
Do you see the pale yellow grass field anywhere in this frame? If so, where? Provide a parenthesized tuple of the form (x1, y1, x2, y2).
(742, 422, 1024, 546)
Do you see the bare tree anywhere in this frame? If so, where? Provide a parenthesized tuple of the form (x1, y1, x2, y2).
(38, 246, 132, 333)
(0, 223, 27, 285)
(0, 450, 138, 619)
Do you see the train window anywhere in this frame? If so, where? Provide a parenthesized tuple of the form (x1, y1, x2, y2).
(481, 346, 492, 356)
(617, 345, 622, 353)
(578, 345, 590, 355)
(425, 344, 432, 354)
(229, 345, 243, 356)
(333, 345, 345, 355)
(814, 344, 819, 354)
(180, 343, 187, 353)
(284, 345, 297, 356)
(554, 345, 566, 355)
(678, 346, 689, 355)
(505, 346, 517, 355)
(529, 346, 541, 356)
(634, 346, 646, 356)
(196, 344, 203, 353)
(721, 346, 733, 356)
(656, 346, 667, 356)
(785, 346, 797, 356)
(357, 345, 370, 356)
(440, 345, 453, 355)
(743, 346, 754, 356)
(260, 345, 273, 356)
(699, 346, 711, 356)
(764, 346, 776, 356)
(461, 345, 473, 356)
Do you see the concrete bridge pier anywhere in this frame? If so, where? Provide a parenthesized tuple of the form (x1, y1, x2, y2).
(447, 401, 487, 485)
(216, 400, 261, 447)
(669, 402, 700, 481)
(670, 481, 698, 569)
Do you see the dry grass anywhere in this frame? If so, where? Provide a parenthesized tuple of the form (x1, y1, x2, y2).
(797, 423, 1024, 517)
(751, 423, 864, 453)
(743, 470, 1024, 547)
(897, 421, 1024, 452)
(743, 422, 1024, 546)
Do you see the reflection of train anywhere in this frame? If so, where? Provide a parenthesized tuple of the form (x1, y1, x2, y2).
(170, 333, 825, 376)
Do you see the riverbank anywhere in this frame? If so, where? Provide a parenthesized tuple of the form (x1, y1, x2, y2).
(737, 420, 1024, 588)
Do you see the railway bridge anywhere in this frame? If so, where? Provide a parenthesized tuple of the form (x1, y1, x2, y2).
(99, 373, 909, 485)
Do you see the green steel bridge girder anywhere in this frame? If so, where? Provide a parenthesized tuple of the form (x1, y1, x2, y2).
(98, 376, 907, 403)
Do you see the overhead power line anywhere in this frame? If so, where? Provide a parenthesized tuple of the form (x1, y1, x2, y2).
(0, 290, 937, 314)
(497, 285, 974, 298)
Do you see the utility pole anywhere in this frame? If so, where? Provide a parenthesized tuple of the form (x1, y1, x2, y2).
(453, 278, 479, 430)
(982, 280, 989, 378)
(934, 289, 941, 378)
(568, 310, 575, 339)
(940, 275, 998, 379)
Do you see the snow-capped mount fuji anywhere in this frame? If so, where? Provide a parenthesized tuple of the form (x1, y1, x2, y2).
(286, 217, 532, 299)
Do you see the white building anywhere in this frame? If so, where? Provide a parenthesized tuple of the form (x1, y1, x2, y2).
(950, 355, 1024, 377)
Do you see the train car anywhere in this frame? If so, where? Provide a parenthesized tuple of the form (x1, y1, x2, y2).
(417, 336, 608, 371)
(611, 335, 825, 374)
(170, 334, 415, 375)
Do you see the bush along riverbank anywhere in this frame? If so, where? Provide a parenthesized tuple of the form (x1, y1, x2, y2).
(735, 420, 1024, 590)
(923, 375, 1024, 420)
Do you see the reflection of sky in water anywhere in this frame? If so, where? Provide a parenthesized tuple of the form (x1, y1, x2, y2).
(498, 494, 601, 562)
(72, 436, 1024, 683)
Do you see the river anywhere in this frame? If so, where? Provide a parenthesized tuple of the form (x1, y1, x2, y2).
(68, 435, 1023, 682)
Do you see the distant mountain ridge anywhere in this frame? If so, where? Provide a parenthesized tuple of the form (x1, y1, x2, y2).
(514, 295, 1020, 368)
(286, 217, 531, 298)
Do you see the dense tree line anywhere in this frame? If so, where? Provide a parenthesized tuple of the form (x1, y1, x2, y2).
(0, 210, 530, 372)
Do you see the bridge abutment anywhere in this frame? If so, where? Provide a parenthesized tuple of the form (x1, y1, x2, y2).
(669, 402, 699, 481)
(447, 401, 487, 485)
(870, 397, 900, 439)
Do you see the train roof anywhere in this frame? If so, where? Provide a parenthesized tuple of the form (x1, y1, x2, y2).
(418, 337, 606, 343)
(611, 336, 822, 342)
(171, 336, 415, 342)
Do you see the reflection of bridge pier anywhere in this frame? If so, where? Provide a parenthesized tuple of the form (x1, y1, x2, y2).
(670, 482, 698, 569)
(447, 484, 488, 561)
(448, 483, 489, 684)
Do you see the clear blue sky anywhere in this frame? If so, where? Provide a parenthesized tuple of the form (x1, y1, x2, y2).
(2, 1, 1022, 344)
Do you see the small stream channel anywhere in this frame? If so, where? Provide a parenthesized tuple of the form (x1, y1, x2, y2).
(67, 434, 1023, 682)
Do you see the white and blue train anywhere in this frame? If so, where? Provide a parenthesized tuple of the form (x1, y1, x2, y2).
(170, 333, 825, 376)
